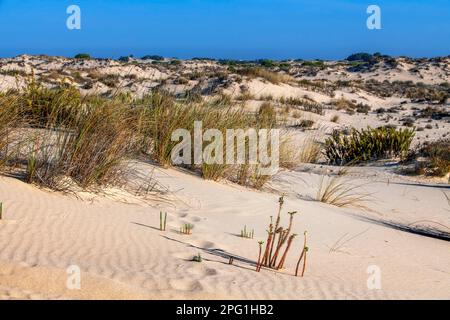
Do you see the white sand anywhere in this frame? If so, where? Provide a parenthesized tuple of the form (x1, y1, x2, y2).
(0, 55, 449, 300)
(0, 161, 449, 300)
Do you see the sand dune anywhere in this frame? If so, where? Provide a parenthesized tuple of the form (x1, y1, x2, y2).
(1, 161, 449, 300)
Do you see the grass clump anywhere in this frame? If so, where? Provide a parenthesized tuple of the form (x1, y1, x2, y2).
(238, 67, 291, 85)
(414, 139, 450, 177)
(0, 81, 142, 191)
(160, 211, 168, 231)
(324, 126, 415, 165)
(280, 134, 321, 168)
(137, 91, 278, 189)
(240, 225, 254, 239)
(180, 223, 194, 235)
(0, 81, 280, 191)
(316, 169, 373, 208)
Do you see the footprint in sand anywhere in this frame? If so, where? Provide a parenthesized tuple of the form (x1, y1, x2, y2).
(172, 251, 194, 261)
(178, 212, 189, 218)
(187, 266, 218, 277)
(189, 216, 202, 223)
(169, 279, 203, 291)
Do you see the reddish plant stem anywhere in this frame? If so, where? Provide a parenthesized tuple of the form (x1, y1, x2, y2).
(295, 248, 305, 277)
(277, 234, 297, 270)
(261, 230, 273, 267)
(256, 242, 263, 272)
(270, 229, 286, 267)
(268, 196, 284, 263)
(295, 231, 308, 276)
(301, 247, 308, 277)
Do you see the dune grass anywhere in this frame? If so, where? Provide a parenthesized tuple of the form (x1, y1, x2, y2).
(279, 133, 321, 169)
(0, 81, 282, 191)
(180, 223, 194, 235)
(0, 80, 142, 191)
(238, 67, 292, 85)
(316, 169, 373, 208)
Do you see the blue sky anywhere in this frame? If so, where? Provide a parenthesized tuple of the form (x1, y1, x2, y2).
(0, 0, 449, 59)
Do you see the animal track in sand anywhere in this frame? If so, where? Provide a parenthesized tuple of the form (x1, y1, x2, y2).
(186, 266, 218, 277)
(178, 212, 189, 218)
(175, 211, 202, 223)
(171, 251, 195, 261)
(169, 279, 203, 292)
(189, 215, 202, 223)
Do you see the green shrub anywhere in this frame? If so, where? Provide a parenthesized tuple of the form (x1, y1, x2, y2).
(324, 127, 415, 165)
(346, 53, 376, 63)
(417, 139, 450, 177)
(141, 55, 164, 61)
(74, 53, 91, 60)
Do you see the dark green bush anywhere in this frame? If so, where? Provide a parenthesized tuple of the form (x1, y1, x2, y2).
(74, 53, 91, 60)
(324, 127, 415, 165)
(141, 55, 164, 61)
(346, 53, 376, 63)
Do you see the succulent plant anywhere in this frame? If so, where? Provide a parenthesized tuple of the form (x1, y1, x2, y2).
(324, 126, 415, 165)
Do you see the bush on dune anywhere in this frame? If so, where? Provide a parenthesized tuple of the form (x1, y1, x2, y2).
(414, 139, 450, 177)
(324, 126, 415, 165)
(74, 53, 91, 60)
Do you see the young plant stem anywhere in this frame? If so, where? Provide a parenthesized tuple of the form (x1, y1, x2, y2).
(295, 231, 308, 276)
(268, 196, 284, 263)
(272, 211, 297, 268)
(295, 249, 305, 277)
(277, 234, 297, 270)
(256, 241, 264, 272)
(270, 228, 285, 267)
(301, 247, 309, 277)
(261, 229, 273, 266)
(163, 212, 167, 231)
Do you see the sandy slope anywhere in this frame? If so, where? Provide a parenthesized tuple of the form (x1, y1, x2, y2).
(0, 161, 449, 300)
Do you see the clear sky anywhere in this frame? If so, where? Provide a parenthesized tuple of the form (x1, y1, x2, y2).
(0, 0, 449, 60)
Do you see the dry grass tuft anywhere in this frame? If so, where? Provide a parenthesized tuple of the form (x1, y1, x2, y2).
(238, 67, 292, 85)
(0, 80, 150, 192)
(280, 133, 322, 168)
(316, 169, 374, 208)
